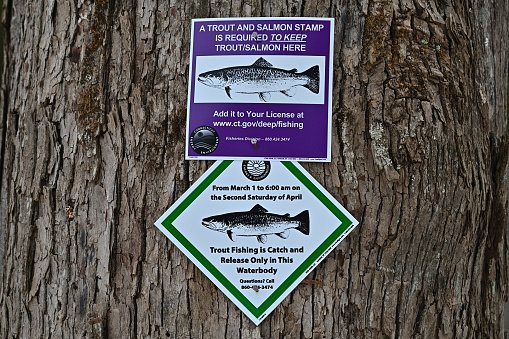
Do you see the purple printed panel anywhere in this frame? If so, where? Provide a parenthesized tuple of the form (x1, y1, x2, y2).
(186, 18, 334, 161)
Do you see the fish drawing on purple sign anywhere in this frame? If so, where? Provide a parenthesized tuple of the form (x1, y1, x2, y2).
(197, 57, 319, 102)
(202, 204, 310, 244)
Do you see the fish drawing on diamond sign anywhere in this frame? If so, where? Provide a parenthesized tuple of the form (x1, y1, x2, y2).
(202, 204, 310, 243)
(197, 57, 319, 102)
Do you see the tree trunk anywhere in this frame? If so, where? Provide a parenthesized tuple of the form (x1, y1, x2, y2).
(1, 0, 508, 338)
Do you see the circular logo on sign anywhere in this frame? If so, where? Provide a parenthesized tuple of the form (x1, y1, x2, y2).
(189, 126, 219, 155)
(242, 160, 271, 181)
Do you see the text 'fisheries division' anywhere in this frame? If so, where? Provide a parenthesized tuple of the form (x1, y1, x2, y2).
(186, 17, 334, 161)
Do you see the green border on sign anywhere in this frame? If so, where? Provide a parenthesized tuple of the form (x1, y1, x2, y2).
(160, 161, 353, 320)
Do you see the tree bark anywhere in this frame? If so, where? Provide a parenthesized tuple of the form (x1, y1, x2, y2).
(1, 0, 508, 338)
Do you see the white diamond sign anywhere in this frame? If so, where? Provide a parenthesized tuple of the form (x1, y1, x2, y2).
(154, 160, 358, 325)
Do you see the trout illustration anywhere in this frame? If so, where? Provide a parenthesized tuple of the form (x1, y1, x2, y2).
(202, 204, 310, 243)
(197, 57, 319, 102)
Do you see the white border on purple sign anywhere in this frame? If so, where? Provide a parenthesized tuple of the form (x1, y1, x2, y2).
(185, 17, 334, 162)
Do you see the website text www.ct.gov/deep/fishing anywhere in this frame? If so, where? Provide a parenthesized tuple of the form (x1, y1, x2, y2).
(213, 120, 304, 129)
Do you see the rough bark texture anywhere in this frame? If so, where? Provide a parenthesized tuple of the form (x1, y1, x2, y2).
(1, 0, 508, 338)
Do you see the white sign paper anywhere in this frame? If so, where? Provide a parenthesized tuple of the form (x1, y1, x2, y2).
(155, 161, 358, 325)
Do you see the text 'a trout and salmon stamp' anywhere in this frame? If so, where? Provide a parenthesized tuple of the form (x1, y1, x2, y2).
(154, 161, 358, 325)
(185, 17, 334, 161)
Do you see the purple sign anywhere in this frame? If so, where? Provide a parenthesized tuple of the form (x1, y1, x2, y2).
(186, 18, 334, 161)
